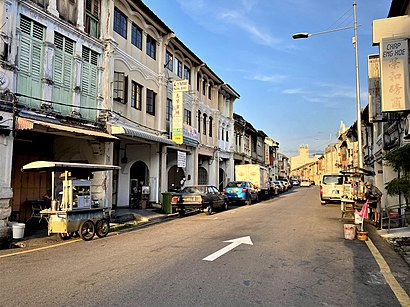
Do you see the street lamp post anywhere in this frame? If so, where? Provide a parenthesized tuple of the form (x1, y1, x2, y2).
(292, 0, 363, 170)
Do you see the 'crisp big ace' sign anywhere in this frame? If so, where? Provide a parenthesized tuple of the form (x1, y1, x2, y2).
(380, 39, 410, 112)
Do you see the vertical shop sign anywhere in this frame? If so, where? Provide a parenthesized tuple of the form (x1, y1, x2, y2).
(380, 39, 410, 112)
(172, 80, 189, 144)
(368, 54, 383, 122)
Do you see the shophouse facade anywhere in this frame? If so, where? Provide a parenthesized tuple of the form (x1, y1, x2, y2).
(0, 0, 118, 243)
(0, 0, 241, 242)
(364, 0, 410, 210)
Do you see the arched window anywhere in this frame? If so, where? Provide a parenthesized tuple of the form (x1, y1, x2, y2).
(209, 116, 213, 137)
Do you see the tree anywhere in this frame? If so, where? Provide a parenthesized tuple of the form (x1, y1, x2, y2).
(383, 144, 410, 206)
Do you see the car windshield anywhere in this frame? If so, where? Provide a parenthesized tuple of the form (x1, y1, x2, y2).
(323, 176, 344, 185)
(226, 182, 246, 188)
(181, 186, 206, 194)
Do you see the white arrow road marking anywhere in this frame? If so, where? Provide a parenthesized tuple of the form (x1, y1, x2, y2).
(202, 236, 253, 262)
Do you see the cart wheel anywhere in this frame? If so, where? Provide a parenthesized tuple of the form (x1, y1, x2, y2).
(58, 233, 72, 240)
(96, 219, 110, 238)
(79, 220, 95, 241)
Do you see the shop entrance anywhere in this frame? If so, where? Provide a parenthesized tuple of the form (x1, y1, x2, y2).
(219, 168, 225, 191)
(130, 161, 149, 208)
(168, 165, 185, 192)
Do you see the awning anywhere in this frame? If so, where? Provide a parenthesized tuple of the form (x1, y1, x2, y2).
(109, 124, 175, 145)
(22, 161, 121, 172)
(16, 117, 118, 140)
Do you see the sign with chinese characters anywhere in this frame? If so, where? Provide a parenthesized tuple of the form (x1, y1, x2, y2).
(177, 151, 186, 168)
(172, 80, 189, 144)
(380, 39, 410, 112)
(368, 55, 383, 122)
(172, 91, 183, 144)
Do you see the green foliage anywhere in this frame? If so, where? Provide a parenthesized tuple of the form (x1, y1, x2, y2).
(383, 144, 410, 204)
(383, 144, 410, 174)
(385, 177, 410, 198)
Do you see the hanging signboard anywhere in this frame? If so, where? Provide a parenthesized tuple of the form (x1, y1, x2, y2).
(380, 39, 410, 112)
(172, 91, 183, 144)
(172, 80, 189, 144)
(368, 54, 383, 122)
(173, 80, 189, 92)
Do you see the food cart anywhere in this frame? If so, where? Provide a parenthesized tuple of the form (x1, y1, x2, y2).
(339, 170, 371, 219)
(22, 161, 120, 241)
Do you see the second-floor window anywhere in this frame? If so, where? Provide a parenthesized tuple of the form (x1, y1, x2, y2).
(131, 23, 142, 49)
(202, 79, 206, 96)
(226, 130, 229, 142)
(146, 89, 156, 115)
(197, 110, 201, 133)
(131, 81, 142, 110)
(166, 98, 172, 121)
(208, 84, 212, 99)
(203, 114, 207, 135)
(176, 58, 183, 78)
(113, 72, 126, 103)
(209, 117, 213, 137)
(165, 51, 173, 71)
(114, 8, 127, 39)
(184, 66, 191, 84)
(184, 109, 192, 126)
(146, 35, 156, 59)
(85, 0, 100, 38)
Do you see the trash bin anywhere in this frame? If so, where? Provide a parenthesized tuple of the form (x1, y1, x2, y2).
(161, 192, 173, 214)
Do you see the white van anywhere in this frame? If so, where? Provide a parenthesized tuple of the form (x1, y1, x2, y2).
(319, 174, 349, 205)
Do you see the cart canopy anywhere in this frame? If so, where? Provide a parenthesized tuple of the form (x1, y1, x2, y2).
(22, 161, 121, 172)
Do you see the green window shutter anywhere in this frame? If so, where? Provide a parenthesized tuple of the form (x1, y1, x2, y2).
(17, 16, 45, 108)
(54, 50, 64, 84)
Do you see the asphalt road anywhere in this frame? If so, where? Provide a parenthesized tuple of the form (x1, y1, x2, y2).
(1, 187, 409, 306)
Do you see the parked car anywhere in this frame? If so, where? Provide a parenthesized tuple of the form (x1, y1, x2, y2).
(274, 181, 285, 193)
(269, 182, 280, 196)
(171, 185, 227, 216)
(300, 180, 312, 187)
(279, 180, 290, 191)
(291, 179, 300, 186)
(224, 181, 258, 205)
(319, 174, 349, 205)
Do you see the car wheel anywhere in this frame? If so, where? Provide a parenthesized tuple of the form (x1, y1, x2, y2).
(205, 204, 213, 215)
(223, 201, 228, 211)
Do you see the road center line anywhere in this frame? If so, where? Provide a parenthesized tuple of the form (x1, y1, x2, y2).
(366, 238, 410, 306)
(0, 239, 82, 259)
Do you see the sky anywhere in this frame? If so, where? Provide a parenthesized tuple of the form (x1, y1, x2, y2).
(142, 0, 392, 157)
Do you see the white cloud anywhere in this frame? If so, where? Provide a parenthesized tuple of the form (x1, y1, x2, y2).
(247, 74, 288, 83)
(283, 88, 304, 94)
(177, 0, 282, 48)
